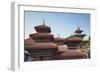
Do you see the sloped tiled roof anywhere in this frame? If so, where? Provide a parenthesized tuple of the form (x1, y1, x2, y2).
(25, 42, 58, 49)
(24, 38, 35, 45)
(35, 24, 51, 33)
(60, 50, 88, 58)
(29, 33, 53, 38)
(54, 37, 65, 42)
(65, 35, 82, 42)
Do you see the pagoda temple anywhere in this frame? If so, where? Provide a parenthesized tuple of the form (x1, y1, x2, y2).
(29, 20, 54, 42)
(64, 26, 86, 49)
(25, 20, 58, 61)
(24, 21, 89, 61)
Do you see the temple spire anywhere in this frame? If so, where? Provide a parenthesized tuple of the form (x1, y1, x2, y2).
(58, 34, 60, 38)
(75, 26, 83, 33)
(77, 26, 80, 31)
(74, 26, 86, 39)
(34, 19, 51, 33)
(43, 19, 45, 25)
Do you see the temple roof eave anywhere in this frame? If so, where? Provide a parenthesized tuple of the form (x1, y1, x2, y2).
(25, 42, 58, 49)
(34, 24, 51, 33)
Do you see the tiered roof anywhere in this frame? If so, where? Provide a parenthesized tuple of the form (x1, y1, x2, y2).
(29, 19, 54, 42)
(60, 50, 88, 59)
(75, 26, 83, 33)
(65, 35, 82, 43)
(74, 26, 86, 39)
(25, 42, 58, 49)
(34, 19, 51, 33)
